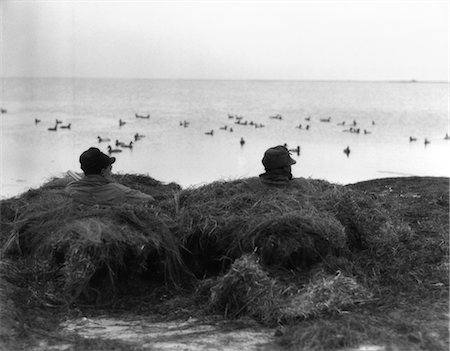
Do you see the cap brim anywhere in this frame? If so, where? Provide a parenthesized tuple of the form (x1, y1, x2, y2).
(289, 157, 296, 165)
(110, 157, 116, 164)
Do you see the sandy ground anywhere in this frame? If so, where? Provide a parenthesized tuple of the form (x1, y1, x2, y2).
(28, 316, 386, 351)
(31, 316, 275, 351)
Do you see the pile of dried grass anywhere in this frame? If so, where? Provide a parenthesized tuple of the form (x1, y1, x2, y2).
(0, 174, 425, 316)
(243, 210, 347, 268)
(312, 186, 409, 252)
(278, 271, 374, 322)
(208, 254, 279, 323)
(1, 175, 186, 304)
(207, 254, 373, 326)
(177, 177, 409, 276)
(0, 263, 23, 341)
(1, 173, 448, 350)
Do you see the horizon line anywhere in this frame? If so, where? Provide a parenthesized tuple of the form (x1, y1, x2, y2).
(0, 76, 448, 84)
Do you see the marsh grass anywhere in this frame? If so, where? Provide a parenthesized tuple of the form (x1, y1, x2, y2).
(1, 175, 186, 303)
(0, 175, 448, 350)
(207, 254, 373, 326)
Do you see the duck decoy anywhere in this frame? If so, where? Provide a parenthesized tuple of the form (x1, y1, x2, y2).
(55, 119, 62, 124)
(269, 114, 282, 120)
(337, 121, 346, 126)
(34, 118, 41, 124)
(424, 138, 430, 145)
(444, 133, 450, 140)
(121, 141, 133, 149)
(343, 146, 351, 157)
(240, 137, 245, 146)
(296, 124, 302, 129)
(1, 108, 7, 114)
(135, 113, 150, 119)
(320, 117, 331, 122)
(289, 146, 300, 155)
(305, 116, 311, 121)
(116, 139, 127, 147)
(352, 120, 357, 126)
(98, 136, 111, 142)
(409, 136, 417, 142)
(119, 119, 126, 127)
(108, 145, 122, 154)
(228, 114, 235, 119)
(134, 133, 145, 141)
(305, 125, 310, 130)
(219, 125, 228, 130)
(229, 128, 233, 132)
(205, 130, 214, 136)
(48, 124, 58, 131)
(60, 123, 71, 129)
(364, 129, 371, 135)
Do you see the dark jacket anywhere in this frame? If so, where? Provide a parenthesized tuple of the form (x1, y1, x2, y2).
(66, 175, 154, 205)
(259, 167, 293, 186)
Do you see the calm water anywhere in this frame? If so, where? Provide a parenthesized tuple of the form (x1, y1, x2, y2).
(1, 78, 449, 198)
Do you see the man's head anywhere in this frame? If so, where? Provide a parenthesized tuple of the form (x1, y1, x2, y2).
(262, 145, 296, 171)
(79, 147, 116, 175)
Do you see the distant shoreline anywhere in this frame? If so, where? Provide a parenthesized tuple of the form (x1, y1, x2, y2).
(0, 76, 448, 84)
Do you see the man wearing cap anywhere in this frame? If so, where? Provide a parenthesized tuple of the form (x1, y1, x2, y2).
(259, 145, 297, 186)
(66, 147, 154, 205)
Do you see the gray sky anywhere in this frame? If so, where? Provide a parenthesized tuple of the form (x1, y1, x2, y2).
(1, 0, 448, 81)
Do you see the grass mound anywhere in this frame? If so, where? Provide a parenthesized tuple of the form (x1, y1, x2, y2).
(244, 210, 347, 267)
(1, 174, 448, 350)
(209, 254, 278, 322)
(207, 254, 373, 326)
(177, 177, 410, 276)
(278, 271, 373, 321)
(1, 175, 186, 305)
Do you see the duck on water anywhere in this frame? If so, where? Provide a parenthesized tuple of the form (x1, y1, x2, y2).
(289, 146, 300, 155)
(120, 141, 133, 149)
(107, 145, 122, 154)
(343, 146, 351, 157)
(134, 133, 145, 141)
(98, 136, 111, 143)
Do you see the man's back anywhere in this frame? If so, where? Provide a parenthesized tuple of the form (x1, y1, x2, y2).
(66, 175, 154, 206)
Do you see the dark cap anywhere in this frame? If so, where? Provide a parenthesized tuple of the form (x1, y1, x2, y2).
(262, 145, 296, 171)
(80, 147, 116, 174)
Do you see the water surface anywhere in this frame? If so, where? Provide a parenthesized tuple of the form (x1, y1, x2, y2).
(1, 78, 448, 198)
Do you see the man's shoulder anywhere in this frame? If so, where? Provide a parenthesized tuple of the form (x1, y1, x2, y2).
(106, 182, 154, 201)
(105, 182, 130, 191)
